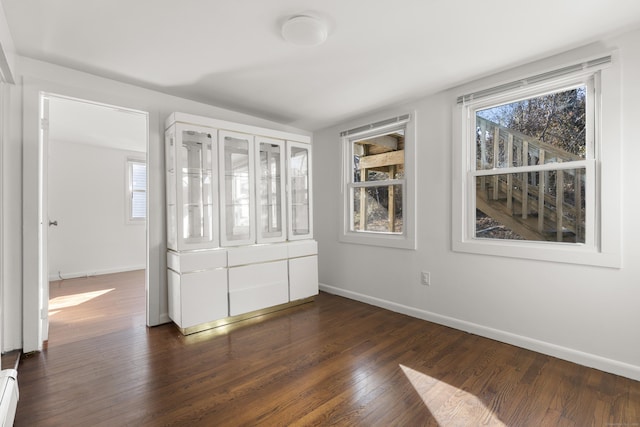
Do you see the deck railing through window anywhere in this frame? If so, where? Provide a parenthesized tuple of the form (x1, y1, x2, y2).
(475, 117, 586, 243)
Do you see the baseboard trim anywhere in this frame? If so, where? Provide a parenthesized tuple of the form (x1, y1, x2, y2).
(49, 265, 145, 281)
(152, 313, 172, 327)
(319, 283, 640, 381)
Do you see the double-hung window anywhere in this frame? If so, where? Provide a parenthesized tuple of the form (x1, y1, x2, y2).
(453, 55, 621, 267)
(127, 159, 146, 222)
(340, 114, 416, 249)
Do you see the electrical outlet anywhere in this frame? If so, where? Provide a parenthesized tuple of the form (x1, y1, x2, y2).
(421, 271, 430, 286)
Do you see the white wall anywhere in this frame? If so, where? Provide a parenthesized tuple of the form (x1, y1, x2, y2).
(3, 80, 20, 352)
(48, 140, 145, 279)
(3, 56, 310, 352)
(0, 2, 15, 83)
(0, 0, 16, 364)
(314, 29, 640, 380)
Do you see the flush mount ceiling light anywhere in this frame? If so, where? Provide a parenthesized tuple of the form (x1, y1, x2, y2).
(281, 15, 328, 46)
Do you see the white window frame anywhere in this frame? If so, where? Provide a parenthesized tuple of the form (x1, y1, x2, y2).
(452, 55, 621, 268)
(340, 113, 416, 250)
(126, 158, 146, 223)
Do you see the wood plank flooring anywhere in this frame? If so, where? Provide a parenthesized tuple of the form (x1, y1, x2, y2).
(15, 271, 640, 426)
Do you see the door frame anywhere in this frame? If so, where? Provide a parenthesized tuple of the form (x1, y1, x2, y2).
(22, 79, 153, 352)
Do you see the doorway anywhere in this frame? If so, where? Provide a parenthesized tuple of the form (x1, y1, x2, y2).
(43, 94, 148, 345)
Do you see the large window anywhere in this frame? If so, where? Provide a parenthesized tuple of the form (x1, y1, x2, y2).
(453, 55, 621, 267)
(340, 114, 416, 249)
(127, 159, 146, 222)
(474, 83, 592, 244)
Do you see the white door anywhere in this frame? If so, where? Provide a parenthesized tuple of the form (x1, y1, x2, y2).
(40, 96, 50, 342)
(0, 83, 5, 352)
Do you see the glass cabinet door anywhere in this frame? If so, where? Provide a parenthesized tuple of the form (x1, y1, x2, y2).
(176, 124, 218, 249)
(256, 137, 286, 243)
(219, 131, 255, 246)
(287, 141, 313, 240)
(165, 128, 178, 250)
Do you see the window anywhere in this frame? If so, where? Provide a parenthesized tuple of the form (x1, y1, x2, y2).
(474, 83, 592, 244)
(453, 55, 621, 267)
(127, 159, 146, 222)
(340, 114, 416, 249)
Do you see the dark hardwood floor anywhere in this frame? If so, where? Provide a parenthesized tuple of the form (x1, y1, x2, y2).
(15, 271, 640, 426)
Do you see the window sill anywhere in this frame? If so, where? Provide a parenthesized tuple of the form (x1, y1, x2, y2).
(452, 238, 621, 268)
(126, 219, 146, 225)
(340, 230, 416, 250)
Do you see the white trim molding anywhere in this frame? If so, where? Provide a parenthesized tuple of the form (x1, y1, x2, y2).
(48, 265, 146, 282)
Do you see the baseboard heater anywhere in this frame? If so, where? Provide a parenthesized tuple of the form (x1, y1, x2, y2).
(0, 369, 18, 426)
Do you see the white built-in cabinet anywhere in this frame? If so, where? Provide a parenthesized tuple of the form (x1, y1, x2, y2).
(165, 113, 317, 333)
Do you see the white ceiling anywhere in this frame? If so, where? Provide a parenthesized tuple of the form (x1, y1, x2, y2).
(3, 0, 640, 131)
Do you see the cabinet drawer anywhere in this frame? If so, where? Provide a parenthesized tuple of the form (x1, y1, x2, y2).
(229, 260, 288, 316)
(288, 240, 317, 258)
(168, 249, 227, 273)
(227, 244, 288, 267)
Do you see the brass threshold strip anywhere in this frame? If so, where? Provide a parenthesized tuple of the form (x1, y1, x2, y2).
(176, 296, 316, 336)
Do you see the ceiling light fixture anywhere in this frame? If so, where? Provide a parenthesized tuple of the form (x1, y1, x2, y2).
(281, 15, 328, 46)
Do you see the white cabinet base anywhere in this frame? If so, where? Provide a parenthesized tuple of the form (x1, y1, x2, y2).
(168, 268, 228, 329)
(168, 241, 319, 335)
(289, 255, 319, 301)
(176, 296, 315, 335)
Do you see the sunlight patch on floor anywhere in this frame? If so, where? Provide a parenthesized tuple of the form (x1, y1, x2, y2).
(49, 288, 115, 315)
(400, 364, 505, 426)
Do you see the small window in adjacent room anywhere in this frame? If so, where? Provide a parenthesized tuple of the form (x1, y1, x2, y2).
(340, 114, 416, 249)
(127, 159, 146, 222)
(453, 55, 621, 267)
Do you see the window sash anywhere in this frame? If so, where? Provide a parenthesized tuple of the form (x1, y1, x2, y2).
(131, 189, 146, 219)
(469, 76, 597, 169)
(345, 123, 406, 235)
(461, 72, 599, 249)
(348, 181, 405, 234)
(128, 160, 146, 221)
(346, 125, 407, 186)
(349, 179, 404, 188)
(472, 159, 590, 177)
(467, 161, 595, 246)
